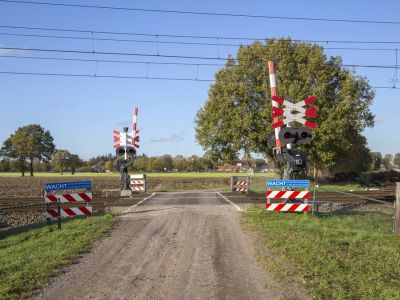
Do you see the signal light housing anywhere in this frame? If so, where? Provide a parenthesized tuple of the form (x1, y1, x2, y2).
(278, 127, 297, 145)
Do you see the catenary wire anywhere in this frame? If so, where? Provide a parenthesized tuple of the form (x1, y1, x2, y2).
(0, 54, 398, 69)
(1, 24, 400, 45)
(0, 31, 397, 51)
(0, 46, 399, 69)
(1, 0, 400, 25)
(0, 70, 399, 90)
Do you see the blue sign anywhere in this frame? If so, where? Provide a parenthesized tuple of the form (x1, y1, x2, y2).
(44, 181, 92, 192)
(266, 179, 310, 188)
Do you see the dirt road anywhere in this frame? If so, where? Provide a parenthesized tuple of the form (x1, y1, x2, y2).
(32, 192, 302, 300)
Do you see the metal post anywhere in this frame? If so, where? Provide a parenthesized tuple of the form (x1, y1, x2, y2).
(312, 184, 318, 215)
(57, 198, 61, 230)
(395, 182, 400, 236)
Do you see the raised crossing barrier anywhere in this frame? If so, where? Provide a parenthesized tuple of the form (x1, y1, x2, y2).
(130, 174, 146, 192)
(231, 176, 250, 193)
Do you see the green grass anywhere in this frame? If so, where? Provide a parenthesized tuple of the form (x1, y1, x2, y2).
(242, 206, 400, 299)
(0, 171, 272, 178)
(0, 214, 116, 300)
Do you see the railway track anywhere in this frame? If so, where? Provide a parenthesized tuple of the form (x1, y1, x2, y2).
(0, 190, 395, 212)
(0, 196, 123, 212)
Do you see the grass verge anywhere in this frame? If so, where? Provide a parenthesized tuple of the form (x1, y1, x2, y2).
(0, 213, 116, 300)
(242, 206, 400, 299)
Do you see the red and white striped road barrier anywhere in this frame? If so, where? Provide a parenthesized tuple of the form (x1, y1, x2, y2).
(265, 203, 309, 212)
(46, 206, 92, 218)
(45, 192, 92, 203)
(266, 190, 310, 199)
(271, 95, 317, 129)
(132, 107, 140, 148)
(130, 174, 146, 193)
(236, 181, 248, 185)
(268, 61, 282, 147)
(131, 186, 145, 192)
(130, 180, 145, 185)
(233, 187, 248, 192)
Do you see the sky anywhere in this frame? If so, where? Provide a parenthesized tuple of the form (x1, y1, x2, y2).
(0, 0, 399, 159)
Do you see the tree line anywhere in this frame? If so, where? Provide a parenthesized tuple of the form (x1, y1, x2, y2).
(1, 124, 399, 176)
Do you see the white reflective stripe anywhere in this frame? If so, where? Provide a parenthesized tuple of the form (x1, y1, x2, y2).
(282, 191, 294, 198)
(282, 100, 306, 113)
(280, 204, 291, 211)
(266, 204, 279, 211)
(295, 204, 308, 212)
(266, 191, 280, 198)
(269, 74, 276, 88)
(297, 191, 309, 198)
(283, 114, 306, 124)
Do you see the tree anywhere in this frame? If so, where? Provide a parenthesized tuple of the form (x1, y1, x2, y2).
(162, 154, 174, 171)
(51, 150, 69, 174)
(51, 150, 81, 174)
(0, 124, 55, 176)
(67, 154, 82, 174)
(173, 155, 187, 172)
(195, 39, 374, 176)
(370, 152, 382, 170)
(394, 153, 400, 169)
(382, 154, 393, 170)
(1, 129, 34, 176)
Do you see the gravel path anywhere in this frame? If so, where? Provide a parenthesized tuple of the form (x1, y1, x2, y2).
(31, 192, 305, 300)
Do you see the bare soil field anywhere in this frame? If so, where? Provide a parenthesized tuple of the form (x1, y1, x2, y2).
(0, 176, 230, 198)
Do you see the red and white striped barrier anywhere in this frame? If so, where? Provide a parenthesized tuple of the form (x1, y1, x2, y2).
(231, 176, 250, 193)
(265, 203, 309, 212)
(236, 181, 248, 185)
(268, 61, 282, 147)
(45, 192, 92, 203)
(266, 190, 310, 199)
(131, 186, 145, 192)
(130, 174, 146, 193)
(46, 206, 92, 218)
(130, 180, 145, 185)
(132, 107, 140, 148)
(233, 187, 248, 192)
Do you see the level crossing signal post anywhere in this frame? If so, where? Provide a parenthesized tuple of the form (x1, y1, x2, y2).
(266, 61, 317, 211)
(113, 107, 140, 196)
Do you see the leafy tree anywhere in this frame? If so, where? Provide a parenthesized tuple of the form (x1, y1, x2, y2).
(68, 154, 82, 174)
(51, 150, 81, 174)
(1, 129, 33, 176)
(394, 153, 400, 169)
(173, 155, 187, 172)
(0, 124, 55, 176)
(382, 154, 393, 170)
(162, 154, 174, 171)
(369, 152, 382, 170)
(195, 39, 374, 177)
(51, 150, 69, 174)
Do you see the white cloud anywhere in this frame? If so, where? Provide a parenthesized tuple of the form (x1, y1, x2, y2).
(149, 132, 185, 143)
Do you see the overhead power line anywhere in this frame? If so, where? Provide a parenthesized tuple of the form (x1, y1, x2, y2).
(1, 46, 399, 70)
(0, 31, 397, 51)
(1, 24, 400, 45)
(0, 54, 224, 66)
(0, 70, 399, 90)
(1, 0, 400, 25)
